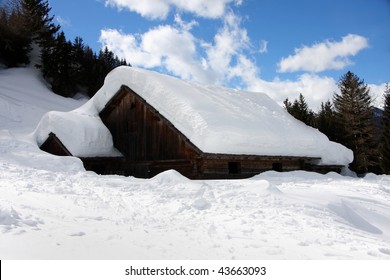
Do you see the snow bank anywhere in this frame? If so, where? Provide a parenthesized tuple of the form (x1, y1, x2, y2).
(1, 166, 390, 259)
(35, 66, 353, 165)
(0, 67, 84, 133)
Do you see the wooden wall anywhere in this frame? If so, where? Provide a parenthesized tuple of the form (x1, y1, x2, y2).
(100, 86, 201, 162)
(40, 133, 72, 156)
(198, 154, 310, 179)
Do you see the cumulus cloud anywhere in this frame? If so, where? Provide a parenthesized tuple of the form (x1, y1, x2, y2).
(99, 12, 256, 85)
(99, 24, 209, 81)
(202, 12, 253, 83)
(244, 74, 338, 109)
(278, 34, 369, 73)
(369, 83, 389, 108)
(246, 75, 388, 110)
(104, 0, 242, 19)
(99, 29, 159, 68)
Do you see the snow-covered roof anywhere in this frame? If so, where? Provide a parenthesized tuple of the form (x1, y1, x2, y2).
(35, 66, 353, 165)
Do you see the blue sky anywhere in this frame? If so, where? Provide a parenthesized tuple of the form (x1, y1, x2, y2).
(47, 0, 390, 108)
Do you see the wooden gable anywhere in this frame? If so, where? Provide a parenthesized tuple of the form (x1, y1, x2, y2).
(99, 85, 202, 162)
(40, 132, 72, 156)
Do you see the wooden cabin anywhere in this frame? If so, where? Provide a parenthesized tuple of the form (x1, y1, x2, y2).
(40, 84, 343, 179)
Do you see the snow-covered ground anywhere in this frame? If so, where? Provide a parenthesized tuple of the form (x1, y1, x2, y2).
(1, 67, 390, 259)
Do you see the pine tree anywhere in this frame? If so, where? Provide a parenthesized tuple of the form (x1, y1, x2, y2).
(20, 0, 60, 76)
(82, 46, 100, 96)
(381, 84, 390, 173)
(333, 71, 378, 174)
(45, 31, 75, 97)
(1, 0, 60, 68)
(316, 100, 339, 142)
(20, 0, 59, 44)
(71, 37, 86, 82)
(0, 1, 30, 66)
(284, 93, 315, 126)
(283, 98, 292, 111)
(80, 46, 130, 97)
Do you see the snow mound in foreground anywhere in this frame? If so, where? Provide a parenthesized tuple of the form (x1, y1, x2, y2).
(35, 66, 353, 165)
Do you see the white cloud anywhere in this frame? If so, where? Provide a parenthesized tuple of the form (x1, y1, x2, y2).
(141, 25, 206, 81)
(104, 0, 170, 19)
(174, 14, 198, 31)
(104, 0, 242, 19)
(246, 75, 389, 110)
(203, 12, 252, 83)
(56, 16, 71, 27)
(99, 29, 160, 68)
(99, 12, 255, 85)
(278, 34, 369, 73)
(245, 74, 338, 110)
(259, 40, 268, 54)
(369, 83, 389, 108)
(99, 25, 209, 81)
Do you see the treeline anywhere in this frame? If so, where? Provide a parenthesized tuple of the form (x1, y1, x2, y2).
(284, 71, 390, 175)
(0, 0, 129, 97)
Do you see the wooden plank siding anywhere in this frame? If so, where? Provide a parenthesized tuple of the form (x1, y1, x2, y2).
(99, 86, 202, 162)
(40, 132, 72, 156)
(197, 154, 318, 179)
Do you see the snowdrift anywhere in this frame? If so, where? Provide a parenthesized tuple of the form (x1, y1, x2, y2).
(34, 66, 353, 165)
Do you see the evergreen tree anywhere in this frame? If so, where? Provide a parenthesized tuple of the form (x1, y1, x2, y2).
(0, 0, 60, 67)
(81, 46, 129, 97)
(381, 84, 390, 173)
(44, 31, 76, 97)
(283, 98, 292, 112)
(20, 0, 60, 76)
(71, 37, 86, 84)
(0, 1, 30, 66)
(316, 100, 339, 142)
(284, 93, 315, 126)
(20, 0, 59, 44)
(82, 46, 100, 96)
(333, 71, 378, 174)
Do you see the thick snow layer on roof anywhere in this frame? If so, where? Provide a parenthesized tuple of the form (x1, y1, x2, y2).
(35, 66, 353, 165)
(35, 110, 122, 157)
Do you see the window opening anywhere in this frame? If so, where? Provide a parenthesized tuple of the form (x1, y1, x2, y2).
(272, 162, 283, 172)
(228, 162, 241, 174)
